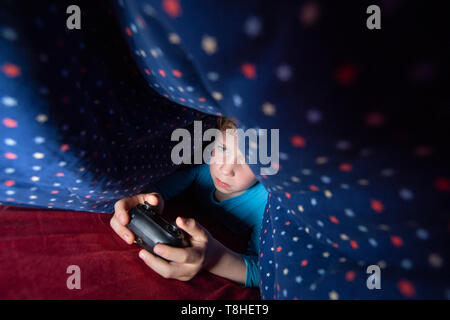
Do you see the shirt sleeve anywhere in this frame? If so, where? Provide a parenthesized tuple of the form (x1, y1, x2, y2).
(238, 223, 261, 288)
(148, 165, 199, 201)
(239, 253, 260, 288)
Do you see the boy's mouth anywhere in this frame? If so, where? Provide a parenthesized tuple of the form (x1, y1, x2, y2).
(215, 177, 231, 189)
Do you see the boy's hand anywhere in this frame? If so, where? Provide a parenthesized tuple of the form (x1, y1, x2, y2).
(110, 193, 164, 244)
(138, 217, 218, 282)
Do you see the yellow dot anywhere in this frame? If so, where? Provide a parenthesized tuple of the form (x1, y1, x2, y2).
(339, 257, 346, 263)
(202, 35, 218, 55)
(305, 227, 309, 234)
(212, 91, 223, 101)
(324, 190, 332, 198)
(316, 156, 328, 164)
(262, 102, 276, 116)
(340, 234, 349, 241)
(283, 268, 289, 275)
(293, 237, 299, 242)
(358, 179, 369, 186)
(428, 253, 443, 268)
(150, 49, 158, 58)
(298, 205, 304, 212)
(291, 176, 300, 183)
(322, 252, 330, 258)
(36, 114, 48, 123)
(168, 32, 180, 44)
(329, 291, 339, 300)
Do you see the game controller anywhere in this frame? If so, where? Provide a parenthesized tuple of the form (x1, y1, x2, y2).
(127, 201, 190, 256)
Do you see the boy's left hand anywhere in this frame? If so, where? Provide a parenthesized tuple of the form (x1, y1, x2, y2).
(138, 217, 217, 281)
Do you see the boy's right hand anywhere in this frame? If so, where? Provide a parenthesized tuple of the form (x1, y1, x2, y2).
(110, 193, 164, 245)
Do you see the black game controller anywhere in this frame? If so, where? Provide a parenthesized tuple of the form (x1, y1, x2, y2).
(127, 201, 190, 256)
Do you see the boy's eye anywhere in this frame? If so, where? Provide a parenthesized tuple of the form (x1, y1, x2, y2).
(218, 145, 226, 152)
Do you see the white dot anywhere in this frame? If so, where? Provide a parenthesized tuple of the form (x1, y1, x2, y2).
(34, 136, 45, 144)
(30, 176, 40, 182)
(276, 63, 293, 82)
(33, 152, 45, 159)
(2, 96, 18, 107)
(4, 138, 16, 146)
(32, 166, 41, 171)
(4, 168, 15, 174)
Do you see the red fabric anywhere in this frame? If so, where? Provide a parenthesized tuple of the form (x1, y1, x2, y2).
(0, 201, 260, 300)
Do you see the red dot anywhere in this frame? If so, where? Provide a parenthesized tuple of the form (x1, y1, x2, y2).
(339, 163, 352, 172)
(241, 63, 257, 79)
(162, 0, 182, 18)
(172, 69, 182, 78)
(309, 185, 319, 191)
(144, 68, 151, 75)
(4, 152, 17, 160)
(329, 216, 339, 224)
(434, 177, 450, 192)
(56, 173, 64, 177)
(3, 118, 18, 128)
(285, 192, 291, 199)
(336, 63, 358, 86)
(179, 97, 186, 102)
(332, 243, 339, 248)
(365, 112, 385, 127)
(2, 62, 21, 77)
(350, 240, 359, 249)
(85, 195, 91, 199)
(276, 246, 282, 252)
(371, 200, 384, 213)
(4, 180, 15, 187)
(159, 69, 166, 77)
(397, 280, 416, 298)
(291, 135, 306, 147)
(345, 271, 356, 281)
(60, 144, 69, 151)
(301, 260, 308, 266)
(125, 27, 132, 36)
(285, 221, 291, 226)
(391, 235, 403, 247)
(51, 190, 59, 194)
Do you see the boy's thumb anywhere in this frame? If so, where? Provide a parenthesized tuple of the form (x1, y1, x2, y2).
(176, 217, 208, 241)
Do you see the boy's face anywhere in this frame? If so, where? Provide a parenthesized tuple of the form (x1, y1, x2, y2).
(209, 129, 257, 197)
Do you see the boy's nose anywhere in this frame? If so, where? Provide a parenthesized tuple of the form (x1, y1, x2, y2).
(219, 163, 235, 176)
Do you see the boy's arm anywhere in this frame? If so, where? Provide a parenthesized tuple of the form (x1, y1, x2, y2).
(205, 238, 247, 285)
(148, 165, 199, 201)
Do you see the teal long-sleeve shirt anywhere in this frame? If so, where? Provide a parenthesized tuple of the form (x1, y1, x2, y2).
(149, 164, 268, 288)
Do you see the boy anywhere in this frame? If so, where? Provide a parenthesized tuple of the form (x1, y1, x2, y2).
(110, 117, 268, 287)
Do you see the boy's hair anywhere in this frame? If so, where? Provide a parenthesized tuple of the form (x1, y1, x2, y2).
(217, 116, 237, 132)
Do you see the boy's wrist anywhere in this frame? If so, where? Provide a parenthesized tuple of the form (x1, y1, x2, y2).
(203, 237, 223, 271)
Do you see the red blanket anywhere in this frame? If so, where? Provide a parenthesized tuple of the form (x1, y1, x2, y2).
(0, 201, 260, 300)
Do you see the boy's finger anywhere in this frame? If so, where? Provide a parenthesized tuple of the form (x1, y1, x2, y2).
(113, 197, 139, 225)
(109, 216, 134, 244)
(154, 244, 199, 264)
(143, 193, 164, 214)
(176, 217, 208, 242)
(139, 249, 178, 279)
